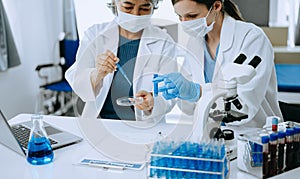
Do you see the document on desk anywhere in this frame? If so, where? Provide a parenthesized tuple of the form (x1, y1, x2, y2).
(79, 158, 145, 170)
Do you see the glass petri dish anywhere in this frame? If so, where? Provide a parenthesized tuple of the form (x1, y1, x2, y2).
(116, 96, 144, 106)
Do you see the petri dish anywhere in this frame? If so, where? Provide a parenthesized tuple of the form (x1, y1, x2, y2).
(116, 96, 143, 106)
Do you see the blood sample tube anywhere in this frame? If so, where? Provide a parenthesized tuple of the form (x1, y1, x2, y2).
(269, 133, 278, 177)
(277, 131, 285, 173)
(293, 127, 300, 168)
(272, 117, 278, 132)
(285, 128, 294, 171)
(262, 135, 270, 179)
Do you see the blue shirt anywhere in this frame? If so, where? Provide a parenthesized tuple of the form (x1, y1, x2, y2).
(100, 35, 140, 120)
(204, 43, 219, 83)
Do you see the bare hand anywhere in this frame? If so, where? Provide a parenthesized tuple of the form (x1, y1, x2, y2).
(95, 50, 119, 80)
(135, 90, 154, 112)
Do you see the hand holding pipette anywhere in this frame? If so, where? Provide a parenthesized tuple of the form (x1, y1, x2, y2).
(94, 50, 119, 81)
(91, 50, 119, 91)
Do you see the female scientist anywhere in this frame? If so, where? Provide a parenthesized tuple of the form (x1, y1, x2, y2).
(65, 0, 177, 120)
(154, 0, 282, 127)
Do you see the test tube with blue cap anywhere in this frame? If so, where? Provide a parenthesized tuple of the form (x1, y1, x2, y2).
(153, 74, 158, 97)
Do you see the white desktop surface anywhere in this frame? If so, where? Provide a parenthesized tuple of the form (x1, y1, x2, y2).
(0, 114, 299, 179)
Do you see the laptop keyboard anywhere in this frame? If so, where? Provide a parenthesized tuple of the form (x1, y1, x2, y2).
(11, 125, 58, 149)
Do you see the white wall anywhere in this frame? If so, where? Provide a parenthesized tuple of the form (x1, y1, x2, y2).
(0, 0, 63, 119)
(74, 0, 179, 39)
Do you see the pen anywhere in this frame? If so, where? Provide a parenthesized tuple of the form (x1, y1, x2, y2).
(116, 63, 132, 86)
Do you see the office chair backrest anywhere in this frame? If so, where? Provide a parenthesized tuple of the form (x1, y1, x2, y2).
(59, 39, 79, 73)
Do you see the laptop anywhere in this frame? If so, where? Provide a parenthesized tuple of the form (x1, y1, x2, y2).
(0, 110, 82, 156)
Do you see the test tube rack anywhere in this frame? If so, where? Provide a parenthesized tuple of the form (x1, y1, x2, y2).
(147, 141, 229, 179)
(237, 121, 300, 178)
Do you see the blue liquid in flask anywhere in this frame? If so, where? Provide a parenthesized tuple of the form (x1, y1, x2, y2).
(27, 137, 54, 165)
(26, 114, 54, 165)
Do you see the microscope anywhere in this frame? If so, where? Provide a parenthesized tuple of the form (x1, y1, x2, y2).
(191, 54, 262, 142)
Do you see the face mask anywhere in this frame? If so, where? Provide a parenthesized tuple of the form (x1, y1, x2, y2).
(115, 9, 152, 33)
(181, 8, 215, 38)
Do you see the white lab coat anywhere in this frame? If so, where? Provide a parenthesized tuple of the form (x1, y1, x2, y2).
(181, 14, 282, 128)
(65, 20, 177, 120)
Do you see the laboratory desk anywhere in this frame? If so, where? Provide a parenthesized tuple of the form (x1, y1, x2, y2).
(1, 114, 300, 179)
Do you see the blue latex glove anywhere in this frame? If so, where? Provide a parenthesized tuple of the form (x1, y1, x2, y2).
(152, 72, 201, 102)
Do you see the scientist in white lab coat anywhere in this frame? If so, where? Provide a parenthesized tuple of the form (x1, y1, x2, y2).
(65, 0, 177, 120)
(154, 0, 282, 128)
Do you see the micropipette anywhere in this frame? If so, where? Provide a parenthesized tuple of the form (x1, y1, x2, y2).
(116, 63, 132, 86)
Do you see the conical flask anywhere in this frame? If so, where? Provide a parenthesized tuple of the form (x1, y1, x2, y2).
(26, 114, 54, 165)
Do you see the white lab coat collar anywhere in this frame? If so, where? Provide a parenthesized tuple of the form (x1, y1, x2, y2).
(220, 14, 236, 53)
(212, 14, 236, 82)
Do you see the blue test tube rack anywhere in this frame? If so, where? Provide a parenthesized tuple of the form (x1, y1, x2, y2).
(248, 141, 263, 167)
(148, 140, 229, 179)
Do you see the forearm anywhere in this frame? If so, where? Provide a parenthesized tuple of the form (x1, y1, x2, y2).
(90, 69, 104, 95)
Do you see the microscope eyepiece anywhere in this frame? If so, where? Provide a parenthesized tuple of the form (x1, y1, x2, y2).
(234, 54, 247, 64)
(248, 56, 262, 69)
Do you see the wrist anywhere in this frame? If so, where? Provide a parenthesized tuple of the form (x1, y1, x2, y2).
(188, 83, 201, 102)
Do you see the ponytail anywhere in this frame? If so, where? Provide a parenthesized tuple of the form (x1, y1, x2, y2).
(172, 0, 244, 21)
(223, 0, 244, 21)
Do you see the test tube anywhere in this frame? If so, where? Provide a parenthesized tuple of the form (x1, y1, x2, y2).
(153, 74, 158, 97)
(277, 131, 285, 173)
(285, 128, 294, 171)
(293, 127, 300, 168)
(269, 133, 278, 177)
(262, 135, 270, 179)
(272, 117, 278, 132)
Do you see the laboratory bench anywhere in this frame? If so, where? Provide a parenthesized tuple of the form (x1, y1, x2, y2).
(1, 114, 300, 179)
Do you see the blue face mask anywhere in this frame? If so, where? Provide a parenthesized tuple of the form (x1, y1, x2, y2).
(181, 7, 215, 38)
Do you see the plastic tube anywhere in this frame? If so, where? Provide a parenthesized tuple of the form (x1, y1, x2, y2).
(277, 131, 285, 173)
(293, 127, 300, 168)
(153, 74, 158, 97)
(116, 63, 132, 86)
(262, 135, 270, 179)
(269, 133, 278, 177)
(285, 128, 294, 171)
(272, 117, 278, 132)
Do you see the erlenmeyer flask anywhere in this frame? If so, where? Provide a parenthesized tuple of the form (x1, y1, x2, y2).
(26, 114, 54, 165)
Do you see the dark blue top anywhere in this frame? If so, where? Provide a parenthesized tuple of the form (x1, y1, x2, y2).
(99, 35, 140, 120)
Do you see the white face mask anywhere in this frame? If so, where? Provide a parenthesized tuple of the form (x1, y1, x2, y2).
(115, 9, 152, 33)
(181, 8, 215, 38)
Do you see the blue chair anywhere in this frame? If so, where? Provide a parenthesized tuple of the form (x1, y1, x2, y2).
(275, 64, 300, 92)
(275, 64, 300, 122)
(35, 39, 79, 115)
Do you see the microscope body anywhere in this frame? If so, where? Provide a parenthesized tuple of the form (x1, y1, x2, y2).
(191, 54, 261, 141)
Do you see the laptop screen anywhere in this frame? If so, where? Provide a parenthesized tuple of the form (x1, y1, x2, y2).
(0, 110, 26, 156)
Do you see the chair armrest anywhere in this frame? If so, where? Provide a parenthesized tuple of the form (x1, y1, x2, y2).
(35, 63, 63, 84)
(35, 63, 58, 71)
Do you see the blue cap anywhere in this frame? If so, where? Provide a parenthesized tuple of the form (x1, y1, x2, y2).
(261, 135, 269, 144)
(272, 117, 278, 125)
(294, 126, 300, 134)
(270, 133, 278, 141)
(278, 131, 286, 138)
(286, 128, 294, 136)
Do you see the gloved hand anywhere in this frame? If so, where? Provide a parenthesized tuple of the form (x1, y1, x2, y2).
(153, 72, 201, 102)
